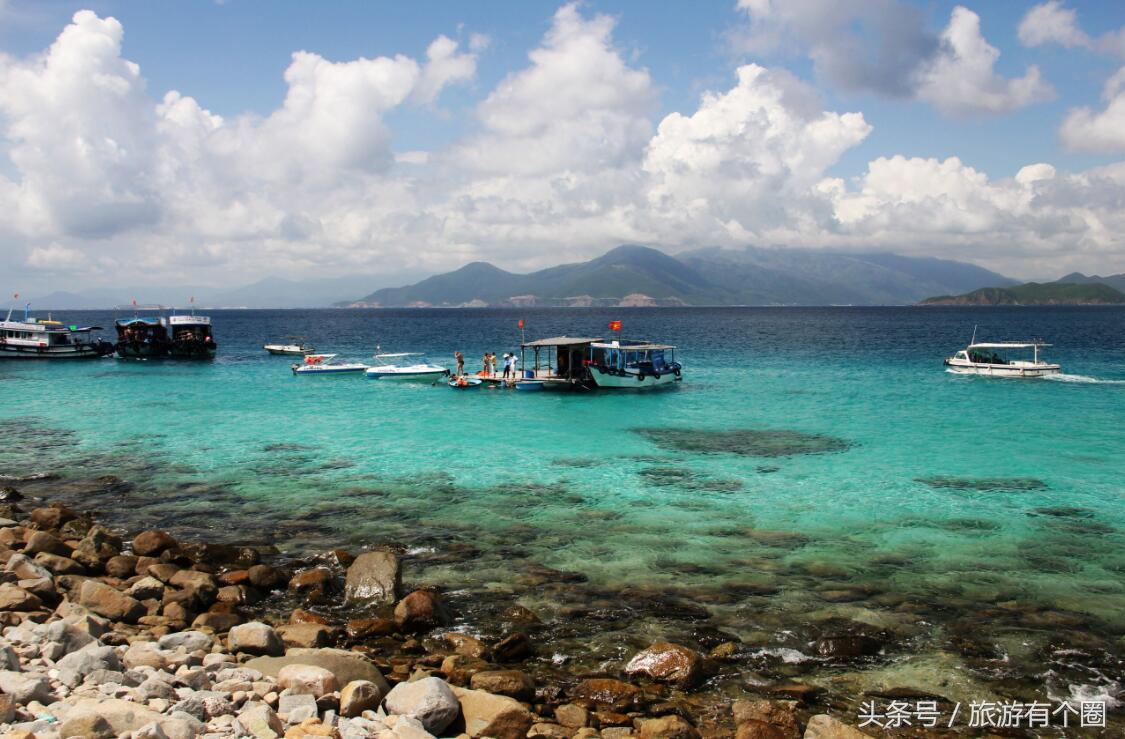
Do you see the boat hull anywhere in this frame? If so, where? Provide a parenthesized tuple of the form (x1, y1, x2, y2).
(589, 366, 682, 388)
(116, 341, 170, 359)
(266, 346, 313, 355)
(367, 370, 448, 380)
(292, 365, 367, 375)
(0, 342, 113, 359)
(169, 342, 217, 359)
(944, 359, 1060, 377)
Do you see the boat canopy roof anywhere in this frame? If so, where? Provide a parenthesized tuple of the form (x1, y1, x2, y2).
(968, 342, 1050, 349)
(522, 336, 603, 348)
(115, 317, 164, 325)
(590, 342, 675, 350)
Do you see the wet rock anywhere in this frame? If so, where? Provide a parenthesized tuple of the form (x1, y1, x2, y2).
(339, 678, 386, 717)
(737, 721, 789, 739)
(637, 715, 701, 739)
(72, 525, 122, 569)
(6, 553, 51, 581)
(33, 551, 84, 575)
(814, 636, 883, 660)
(765, 683, 824, 703)
(452, 685, 534, 739)
(278, 622, 335, 649)
(384, 676, 461, 734)
(78, 579, 145, 622)
(469, 669, 534, 700)
(289, 566, 332, 592)
(501, 605, 541, 624)
(441, 654, 493, 685)
(554, 703, 590, 729)
(0, 584, 41, 611)
(105, 554, 139, 578)
(624, 641, 704, 688)
(23, 530, 69, 556)
(279, 663, 339, 697)
(247, 563, 286, 589)
(572, 679, 643, 711)
(347, 617, 396, 639)
(290, 607, 330, 624)
(345, 550, 401, 604)
(394, 589, 451, 633)
(445, 632, 490, 659)
(133, 530, 178, 557)
(29, 504, 77, 530)
(802, 715, 872, 738)
(733, 700, 801, 739)
(493, 631, 533, 662)
(59, 713, 115, 739)
(229, 621, 285, 656)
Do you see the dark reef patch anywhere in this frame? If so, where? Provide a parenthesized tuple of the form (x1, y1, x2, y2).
(634, 428, 851, 457)
(915, 475, 1048, 493)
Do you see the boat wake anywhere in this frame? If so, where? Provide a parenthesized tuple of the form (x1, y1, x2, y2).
(1043, 373, 1125, 385)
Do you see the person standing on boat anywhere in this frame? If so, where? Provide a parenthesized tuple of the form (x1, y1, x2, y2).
(455, 351, 464, 377)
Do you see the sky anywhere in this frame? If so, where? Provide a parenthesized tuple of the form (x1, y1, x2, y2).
(2, 0, 1125, 296)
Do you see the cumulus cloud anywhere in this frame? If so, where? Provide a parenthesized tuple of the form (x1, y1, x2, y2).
(1059, 67, 1125, 153)
(0, 5, 1123, 286)
(1018, 1, 1125, 56)
(452, 3, 655, 176)
(735, 1, 1053, 118)
(917, 6, 1053, 117)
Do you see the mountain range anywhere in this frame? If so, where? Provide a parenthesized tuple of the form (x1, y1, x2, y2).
(343, 245, 1018, 307)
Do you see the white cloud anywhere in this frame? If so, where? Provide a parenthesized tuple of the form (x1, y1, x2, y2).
(452, 3, 656, 175)
(1018, 1, 1125, 57)
(916, 7, 1053, 117)
(0, 5, 1123, 287)
(734, 1, 1053, 118)
(1059, 67, 1125, 153)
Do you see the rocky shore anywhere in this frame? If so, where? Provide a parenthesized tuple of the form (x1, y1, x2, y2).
(0, 486, 886, 739)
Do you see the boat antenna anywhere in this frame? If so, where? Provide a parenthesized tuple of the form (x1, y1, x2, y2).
(970, 324, 977, 345)
(5, 293, 16, 322)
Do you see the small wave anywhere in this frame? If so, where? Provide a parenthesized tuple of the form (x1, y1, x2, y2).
(1068, 681, 1121, 709)
(1044, 373, 1125, 385)
(748, 647, 816, 664)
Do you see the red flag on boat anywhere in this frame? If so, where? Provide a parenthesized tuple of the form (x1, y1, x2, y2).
(518, 319, 524, 329)
(608, 320, 622, 331)
(132, 299, 137, 307)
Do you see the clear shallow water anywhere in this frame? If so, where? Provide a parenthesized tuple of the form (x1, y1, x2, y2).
(1, 306, 1123, 707)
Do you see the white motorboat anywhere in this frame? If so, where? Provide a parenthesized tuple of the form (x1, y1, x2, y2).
(291, 354, 368, 375)
(0, 304, 113, 359)
(944, 340, 1060, 377)
(265, 337, 315, 355)
(365, 362, 449, 381)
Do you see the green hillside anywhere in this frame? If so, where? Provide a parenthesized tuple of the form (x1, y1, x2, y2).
(921, 281, 1125, 305)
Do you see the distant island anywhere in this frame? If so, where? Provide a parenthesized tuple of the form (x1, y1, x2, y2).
(921, 280, 1125, 305)
(339, 244, 1017, 308)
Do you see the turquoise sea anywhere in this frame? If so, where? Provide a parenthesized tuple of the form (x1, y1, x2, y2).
(1, 306, 1123, 713)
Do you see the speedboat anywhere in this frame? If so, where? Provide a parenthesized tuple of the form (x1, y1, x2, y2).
(0, 304, 113, 359)
(291, 354, 369, 375)
(366, 362, 449, 381)
(448, 376, 482, 389)
(944, 340, 1060, 377)
(265, 337, 315, 355)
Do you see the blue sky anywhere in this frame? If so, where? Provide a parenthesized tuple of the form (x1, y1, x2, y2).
(1, 0, 1124, 289)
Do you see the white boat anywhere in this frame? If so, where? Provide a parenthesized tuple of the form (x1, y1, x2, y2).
(944, 341, 1060, 377)
(291, 354, 368, 375)
(586, 340, 682, 388)
(365, 362, 449, 381)
(265, 337, 315, 355)
(0, 305, 113, 359)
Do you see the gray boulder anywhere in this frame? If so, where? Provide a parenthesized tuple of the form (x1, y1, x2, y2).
(228, 621, 284, 656)
(384, 676, 460, 735)
(57, 643, 121, 678)
(158, 630, 214, 652)
(0, 670, 51, 704)
(344, 550, 401, 604)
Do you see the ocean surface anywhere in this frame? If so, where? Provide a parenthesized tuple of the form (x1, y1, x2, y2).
(1, 306, 1123, 711)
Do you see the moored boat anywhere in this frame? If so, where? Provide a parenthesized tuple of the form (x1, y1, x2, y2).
(265, 337, 316, 355)
(168, 313, 217, 359)
(114, 306, 171, 359)
(0, 304, 113, 359)
(448, 376, 482, 389)
(366, 362, 449, 381)
(291, 354, 368, 375)
(944, 340, 1060, 377)
(586, 340, 682, 388)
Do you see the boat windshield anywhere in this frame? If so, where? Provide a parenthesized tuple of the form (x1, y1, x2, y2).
(590, 345, 672, 370)
(969, 349, 1006, 364)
